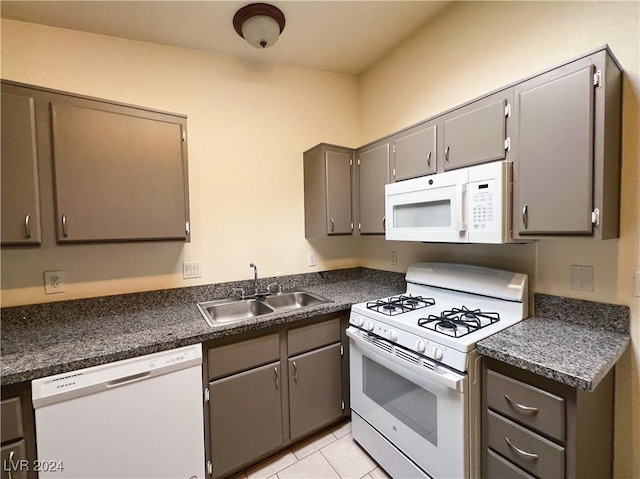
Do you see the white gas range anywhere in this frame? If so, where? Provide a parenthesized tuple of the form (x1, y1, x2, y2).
(347, 262, 528, 479)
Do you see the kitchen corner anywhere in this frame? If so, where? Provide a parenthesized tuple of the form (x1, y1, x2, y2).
(477, 293, 630, 391)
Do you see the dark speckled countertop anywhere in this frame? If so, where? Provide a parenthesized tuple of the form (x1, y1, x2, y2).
(477, 294, 630, 391)
(1, 268, 405, 386)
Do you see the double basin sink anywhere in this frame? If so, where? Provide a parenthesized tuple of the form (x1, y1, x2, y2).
(197, 291, 332, 327)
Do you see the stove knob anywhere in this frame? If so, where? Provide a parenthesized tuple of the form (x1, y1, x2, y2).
(432, 346, 443, 361)
(366, 319, 375, 331)
(389, 330, 398, 342)
(416, 340, 426, 353)
(355, 315, 364, 327)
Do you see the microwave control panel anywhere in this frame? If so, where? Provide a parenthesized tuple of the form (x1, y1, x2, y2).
(469, 179, 496, 230)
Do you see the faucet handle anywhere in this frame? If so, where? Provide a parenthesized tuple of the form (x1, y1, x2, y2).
(231, 287, 246, 299)
(267, 283, 282, 295)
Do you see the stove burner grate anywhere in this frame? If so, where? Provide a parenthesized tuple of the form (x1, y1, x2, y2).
(417, 306, 500, 338)
(366, 295, 435, 316)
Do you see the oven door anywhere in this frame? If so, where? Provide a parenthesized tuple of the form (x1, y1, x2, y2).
(385, 167, 469, 243)
(348, 327, 469, 479)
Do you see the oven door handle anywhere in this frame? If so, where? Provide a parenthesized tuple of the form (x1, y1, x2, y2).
(347, 328, 465, 392)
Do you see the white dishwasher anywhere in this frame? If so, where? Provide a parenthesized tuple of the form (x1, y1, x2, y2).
(32, 344, 205, 479)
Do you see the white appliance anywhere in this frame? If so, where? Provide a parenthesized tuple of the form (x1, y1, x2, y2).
(348, 262, 528, 479)
(32, 344, 205, 479)
(385, 160, 513, 243)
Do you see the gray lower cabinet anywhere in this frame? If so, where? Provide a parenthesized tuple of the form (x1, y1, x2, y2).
(357, 141, 391, 234)
(205, 314, 348, 479)
(482, 357, 614, 479)
(1, 80, 191, 245)
(304, 144, 354, 237)
(1, 383, 37, 479)
(391, 121, 437, 181)
(442, 89, 512, 171)
(209, 362, 283, 478)
(1, 91, 42, 245)
(513, 48, 622, 239)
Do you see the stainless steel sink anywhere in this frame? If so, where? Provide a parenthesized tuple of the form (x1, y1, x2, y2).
(197, 291, 331, 327)
(262, 291, 328, 310)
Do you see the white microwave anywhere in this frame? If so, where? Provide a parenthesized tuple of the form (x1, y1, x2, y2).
(385, 161, 513, 243)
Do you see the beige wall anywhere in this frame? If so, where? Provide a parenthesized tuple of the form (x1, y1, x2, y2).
(358, 2, 640, 477)
(0, 19, 361, 306)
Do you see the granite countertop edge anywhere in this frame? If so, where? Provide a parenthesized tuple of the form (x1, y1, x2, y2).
(477, 316, 631, 392)
(1, 278, 404, 386)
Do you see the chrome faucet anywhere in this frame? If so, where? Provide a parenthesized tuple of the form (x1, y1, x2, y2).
(249, 263, 259, 296)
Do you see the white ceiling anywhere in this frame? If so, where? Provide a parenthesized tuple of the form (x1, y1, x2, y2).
(0, 1, 451, 76)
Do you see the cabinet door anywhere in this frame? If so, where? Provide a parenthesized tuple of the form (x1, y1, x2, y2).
(358, 143, 390, 234)
(325, 150, 353, 235)
(515, 64, 595, 234)
(1, 440, 28, 479)
(1, 92, 42, 245)
(289, 343, 342, 441)
(50, 100, 189, 242)
(209, 362, 283, 478)
(443, 92, 509, 170)
(393, 123, 437, 181)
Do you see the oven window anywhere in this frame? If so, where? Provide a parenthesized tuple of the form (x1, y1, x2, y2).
(363, 356, 438, 446)
(393, 200, 451, 228)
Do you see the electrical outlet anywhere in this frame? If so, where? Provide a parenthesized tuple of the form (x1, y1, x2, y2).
(308, 252, 316, 267)
(44, 270, 65, 294)
(635, 271, 640, 297)
(570, 265, 594, 292)
(183, 262, 201, 279)
(390, 251, 397, 266)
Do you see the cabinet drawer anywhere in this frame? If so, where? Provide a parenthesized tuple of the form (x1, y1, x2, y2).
(1, 439, 28, 479)
(0, 397, 24, 443)
(208, 333, 280, 380)
(488, 410, 564, 478)
(485, 448, 536, 479)
(288, 318, 341, 356)
(487, 369, 565, 442)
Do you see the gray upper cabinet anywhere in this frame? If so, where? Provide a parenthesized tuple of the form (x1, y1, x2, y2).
(1, 91, 42, 245)
(513, 48, 622, 239)
(443, 89, 512, 171)
(357, 141, 390, 234)
(392, 121, 437, 181)
(0, 80, 191, 246)
(50, 99, 189, 242)
(303, 144, 353, 237)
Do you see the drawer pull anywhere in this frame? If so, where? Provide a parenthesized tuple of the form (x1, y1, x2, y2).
(505, 436, 539, 460)
(8, 450, 15, 479)
(505, 394, 539, 414)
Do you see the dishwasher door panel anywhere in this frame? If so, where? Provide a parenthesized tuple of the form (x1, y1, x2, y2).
(33, 347, 205, 479)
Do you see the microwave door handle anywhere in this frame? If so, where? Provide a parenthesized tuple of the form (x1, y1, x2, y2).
(455, 183, 467, 232)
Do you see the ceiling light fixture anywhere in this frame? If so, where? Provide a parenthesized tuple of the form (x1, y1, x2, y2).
(233, 3, 286, 49)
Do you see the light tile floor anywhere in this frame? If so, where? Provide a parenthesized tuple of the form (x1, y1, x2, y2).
(232, 421, 391, 479)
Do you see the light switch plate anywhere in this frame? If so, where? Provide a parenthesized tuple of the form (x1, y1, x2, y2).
(390, 251, 397, 266)
(183, 262, 201, 279)
(308, 253, 316, 267)
(570, 265, 594, 292)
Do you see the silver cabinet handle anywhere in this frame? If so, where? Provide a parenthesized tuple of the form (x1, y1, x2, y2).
(382, 216, 386, 230)
(445, 146, 450, 165)
(25, 213, 32, 239)
(505, 437, 539, 460)
(62, 214, 69, 237)
(274, 366, 279, 388)
(293, 361, 298, 381)
(522, 204, 528, 229)
(427, 151, 432, 169)
(505, 394, 539, 414)
(8, 450, 14, 479)
(329, 216, 335, 232)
